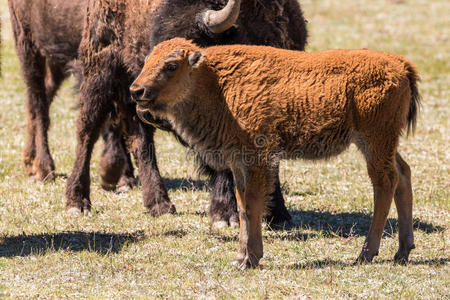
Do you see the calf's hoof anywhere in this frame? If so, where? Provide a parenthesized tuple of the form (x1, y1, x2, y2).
(355, 248, 377, 264)
(146, 201, 176, 217)
(233, 253, 260, 270)
(394, 244, 415, 264)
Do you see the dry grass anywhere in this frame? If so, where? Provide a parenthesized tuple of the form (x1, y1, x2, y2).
(0, 0, 449, 298)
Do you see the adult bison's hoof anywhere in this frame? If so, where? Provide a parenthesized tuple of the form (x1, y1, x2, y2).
(31, 158, 56, 182)
(100, 178, 116, 191)
(146, 201, 176, 217)
(32, 164, 56, 182)
(35, 169, 56, 182)
(265, 209, 293, 230)
(210, 211, 239, 230)
(116, 175, 139, 192)
(211, 213, 239, 230)
(266, 219, 294, 231)
(67, 207, 82, 216)
(66, 206, 92, 217)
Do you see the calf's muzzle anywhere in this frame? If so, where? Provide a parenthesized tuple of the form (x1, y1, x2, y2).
(130, 84, 159, 108)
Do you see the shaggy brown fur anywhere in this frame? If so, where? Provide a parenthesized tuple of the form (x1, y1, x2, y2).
(66, 0, 308, 226)
(7, 0, 136, 188)
(131, 38, 421, 268)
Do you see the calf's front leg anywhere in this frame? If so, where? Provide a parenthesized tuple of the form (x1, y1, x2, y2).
(233, 167, 266, 269)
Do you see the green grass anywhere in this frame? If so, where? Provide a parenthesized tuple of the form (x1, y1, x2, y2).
(0, 0, 449, 298)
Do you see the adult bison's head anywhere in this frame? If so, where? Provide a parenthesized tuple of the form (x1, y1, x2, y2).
(149, 0, 242, 50)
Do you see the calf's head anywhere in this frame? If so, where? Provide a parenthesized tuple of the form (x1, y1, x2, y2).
(130, 39, 206, 119)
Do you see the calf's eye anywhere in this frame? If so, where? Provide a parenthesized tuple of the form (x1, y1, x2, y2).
(166, 63, 178, 72)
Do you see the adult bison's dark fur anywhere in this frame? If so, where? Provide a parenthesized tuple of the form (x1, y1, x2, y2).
(7, 0, 136, 189)
(66, 0, 308, 226)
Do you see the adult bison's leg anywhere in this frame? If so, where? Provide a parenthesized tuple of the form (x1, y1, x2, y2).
(393, 153, 415, 263)
(207, 163, 291, 229)
(265, 165, 292, 229)
(15, 39, 58, 181)
(117, 142, 138, 191)
(99, 119, 138, 192)
(65, 72, 114, 214)
(98, 120, 127, 191)
(208, 169, 239, 229)
(130, 122, 175, 216)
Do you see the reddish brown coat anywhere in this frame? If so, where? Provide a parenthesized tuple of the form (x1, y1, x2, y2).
(132, 38, 420, 268)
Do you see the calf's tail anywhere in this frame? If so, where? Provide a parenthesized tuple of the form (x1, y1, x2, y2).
(0, 20, 2, 78)
(405, 62, 421, 135)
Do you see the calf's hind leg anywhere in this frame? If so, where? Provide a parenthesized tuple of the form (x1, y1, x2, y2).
(357, 138, 399, 262)
(393, 153, 415, 263)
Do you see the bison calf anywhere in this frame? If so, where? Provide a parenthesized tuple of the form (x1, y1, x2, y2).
(131, 38, 420, 269)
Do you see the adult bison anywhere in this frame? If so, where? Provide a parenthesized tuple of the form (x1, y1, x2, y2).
(66, 0, 308, 227)
(7, 0, 136, 189)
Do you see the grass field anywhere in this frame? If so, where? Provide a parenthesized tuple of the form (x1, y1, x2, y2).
(0, 0, 449, 298)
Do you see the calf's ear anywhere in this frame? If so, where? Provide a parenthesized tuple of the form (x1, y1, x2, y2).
(188, 51, 206, 68)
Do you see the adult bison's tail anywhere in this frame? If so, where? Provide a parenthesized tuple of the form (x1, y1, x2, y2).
(405, 62, 421, 135)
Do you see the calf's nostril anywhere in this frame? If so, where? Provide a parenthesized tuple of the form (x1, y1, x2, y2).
(130, 86, 145, 102)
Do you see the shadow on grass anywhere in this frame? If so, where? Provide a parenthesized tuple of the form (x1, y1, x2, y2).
(54, 173, 68, 179)
(287, 210, 446, 238)
(214, 232, 318, 243)
(164, 178, 207, 192)
(288, 257, 449, 269)
(210, 209, 444, 244)
(0, 231, 145, 258)
(149, 229, 188, 238)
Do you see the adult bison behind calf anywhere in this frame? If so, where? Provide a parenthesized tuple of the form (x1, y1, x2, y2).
(132, 38, 420, 268)
(7, 0, 136, 189)
(66, 0, 308, 227)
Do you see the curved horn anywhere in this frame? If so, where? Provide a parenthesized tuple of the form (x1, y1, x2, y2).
(202, 0, 241, 34)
